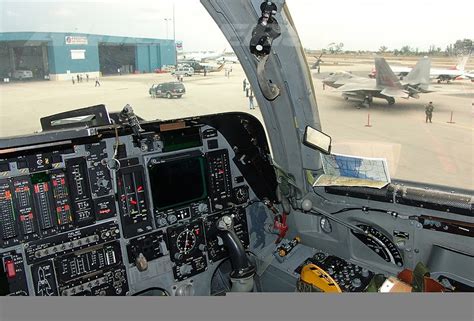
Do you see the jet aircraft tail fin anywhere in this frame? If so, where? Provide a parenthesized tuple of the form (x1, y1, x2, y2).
(404, 57, 431, 86)
(375, 58, 403, 89)
(455, 56, 469, 71)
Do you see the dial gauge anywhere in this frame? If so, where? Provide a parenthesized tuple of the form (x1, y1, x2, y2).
(352, 224, 404, 267)
(233, 186, 249, 204)
(176, 228, 197, 255)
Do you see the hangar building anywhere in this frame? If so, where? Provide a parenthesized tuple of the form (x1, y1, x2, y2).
(0, 32, 176, 81)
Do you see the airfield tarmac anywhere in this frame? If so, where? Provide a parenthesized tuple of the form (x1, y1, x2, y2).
(0, 61, 472, 191)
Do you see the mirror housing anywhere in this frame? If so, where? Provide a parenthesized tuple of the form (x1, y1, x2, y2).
(303, 126, 332, 155)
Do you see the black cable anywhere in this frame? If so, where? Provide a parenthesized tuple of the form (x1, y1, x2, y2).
(132, 287, 170, 296)
(309, 209, 367, 234)
(330, 206, 405, 218)
(330, 207, 365, 215)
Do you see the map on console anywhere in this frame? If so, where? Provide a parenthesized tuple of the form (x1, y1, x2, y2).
(314, 153, 391, 189)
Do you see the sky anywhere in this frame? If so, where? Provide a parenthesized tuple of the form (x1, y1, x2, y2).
(0, 0, 472, 52)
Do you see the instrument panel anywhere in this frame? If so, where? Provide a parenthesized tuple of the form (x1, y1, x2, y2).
(2, 112, 465, 295)
(0, 114, 271, 296)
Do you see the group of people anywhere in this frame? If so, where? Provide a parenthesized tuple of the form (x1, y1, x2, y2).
(71, 73, 101, 87)
(243, 78, 256, 110)
(72, 73, 88, 84)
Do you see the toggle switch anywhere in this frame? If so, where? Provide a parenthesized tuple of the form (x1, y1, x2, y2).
(5, 259, 16, 279)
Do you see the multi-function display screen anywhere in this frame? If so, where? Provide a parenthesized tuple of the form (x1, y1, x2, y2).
(149, 156, 207, 210)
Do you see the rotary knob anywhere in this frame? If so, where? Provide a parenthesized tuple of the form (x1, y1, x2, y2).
(198, 203, 208, 213)
(351, 278, 362, 288)
(179, 264, 193, 276)
(157, 218, 168, 227)
(167, 214, 178, 225)
(361, 268, 370, 278)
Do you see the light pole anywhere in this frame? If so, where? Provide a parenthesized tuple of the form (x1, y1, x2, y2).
(164, 18, 171, 39)
(173, 3, 176, 44)
(172, 3, 177, 67)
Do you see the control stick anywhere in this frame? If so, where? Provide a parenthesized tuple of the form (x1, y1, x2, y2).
(216, 215, 256, 292)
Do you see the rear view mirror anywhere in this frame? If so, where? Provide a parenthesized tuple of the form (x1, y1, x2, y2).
(303, 126, 332, 155)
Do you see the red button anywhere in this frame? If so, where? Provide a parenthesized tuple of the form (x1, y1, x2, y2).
(5, 260, 16, 278)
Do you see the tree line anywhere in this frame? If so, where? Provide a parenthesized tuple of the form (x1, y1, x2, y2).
(381, 39, 472, 56)
(305, 39, 473, 56)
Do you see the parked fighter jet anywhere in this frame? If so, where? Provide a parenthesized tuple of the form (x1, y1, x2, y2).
(323, 57, 432, 107)
(370, 56, 470, 83)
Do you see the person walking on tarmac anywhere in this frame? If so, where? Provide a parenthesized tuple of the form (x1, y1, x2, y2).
(425, 101, 434, 123)
(248, 89, 255, 110)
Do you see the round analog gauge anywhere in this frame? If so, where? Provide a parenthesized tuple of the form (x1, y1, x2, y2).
(234, 186, 249, 204)
(352, 224, 404, 267)
(320, 217, 332, 233)
(176, 229, 197, 255)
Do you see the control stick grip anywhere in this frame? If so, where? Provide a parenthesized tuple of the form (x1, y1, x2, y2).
(216, 216, 254, 277)
(219, 229, 250, 272)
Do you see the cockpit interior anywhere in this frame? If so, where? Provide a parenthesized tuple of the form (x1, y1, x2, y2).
(0, 0, 472, 297)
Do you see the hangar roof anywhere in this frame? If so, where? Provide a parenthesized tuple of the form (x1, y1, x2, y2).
(0, 32, 170, 45)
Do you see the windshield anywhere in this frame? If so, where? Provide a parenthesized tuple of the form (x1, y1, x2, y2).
(0, 0, 472, 191)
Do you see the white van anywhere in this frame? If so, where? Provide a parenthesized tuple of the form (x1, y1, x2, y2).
(172, 66, 194, 77)
(13, 70, 33, 80)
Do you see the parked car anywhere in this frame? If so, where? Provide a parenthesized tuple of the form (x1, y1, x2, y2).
(171, 66, 194, 77)
(12, 70, 33, 80)
(149, 82, 186, 99)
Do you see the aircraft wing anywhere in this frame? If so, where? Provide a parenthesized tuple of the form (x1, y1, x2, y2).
(334, 79, 349, 86)
(416, 84, 436, 93)
(336, 80, 376, 92)
(380, 88, 409, 98)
